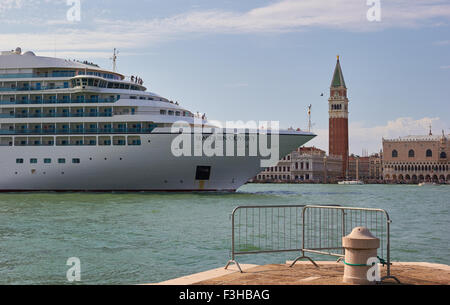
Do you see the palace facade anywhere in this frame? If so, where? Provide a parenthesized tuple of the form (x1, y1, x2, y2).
(382, 132, 449, 183)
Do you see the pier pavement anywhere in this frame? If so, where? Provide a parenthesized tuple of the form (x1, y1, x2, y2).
(150, 261, 450, 285)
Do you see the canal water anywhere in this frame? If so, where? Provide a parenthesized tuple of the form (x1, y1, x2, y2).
(0, 184, 448, 284)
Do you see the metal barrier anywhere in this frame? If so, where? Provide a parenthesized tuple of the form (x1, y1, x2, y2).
(292, 205, 399, 283)
(225, 205, 399, 283)
(225, 205, 306, 273)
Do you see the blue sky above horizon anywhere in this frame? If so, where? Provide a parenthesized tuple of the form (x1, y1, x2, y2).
(1, 0, 449, 154)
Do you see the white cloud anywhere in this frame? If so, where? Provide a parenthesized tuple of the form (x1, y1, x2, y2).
(1, 0, 450, 54)
(434, 40, 450, 45)
(0, 0, 23, 12)
(308, 117, 448, 155)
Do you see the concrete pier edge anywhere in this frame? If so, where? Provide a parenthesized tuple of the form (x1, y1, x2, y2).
(147, 261, 450, 285)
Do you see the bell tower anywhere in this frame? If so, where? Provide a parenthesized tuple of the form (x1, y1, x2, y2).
(329, 55, 349, 178)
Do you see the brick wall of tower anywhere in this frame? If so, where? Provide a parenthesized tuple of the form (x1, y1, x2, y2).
(329, 117, 349, 177)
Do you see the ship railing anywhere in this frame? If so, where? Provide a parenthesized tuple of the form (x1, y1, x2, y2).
(0, 113, 114, 118)
(0, 99, 117, 105)
(0, 86, 69, 92)
(0, 127, 156, 135)
(225, 205, 399, 283)
(0, 72, 76, 79)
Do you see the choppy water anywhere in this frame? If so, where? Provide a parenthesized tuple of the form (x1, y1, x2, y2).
(0, 184, 448, 284)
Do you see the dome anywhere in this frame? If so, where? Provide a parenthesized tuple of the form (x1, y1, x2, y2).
(14, 47, 22, 55)
(23, 51, 36, 56)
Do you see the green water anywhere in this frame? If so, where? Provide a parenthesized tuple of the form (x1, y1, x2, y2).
(0, 184, 448, 284)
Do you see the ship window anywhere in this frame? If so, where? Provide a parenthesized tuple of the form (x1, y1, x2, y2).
(30, 158, 37, 164)
(72, 158, 80, 164)
(160, 110, 166, 115)
(44, 158, 51, 164)
(168, 110, 174, 115)
(16, 158, 24, 164)
(195, 166, 211, 181)
(58, 158, 66, 164)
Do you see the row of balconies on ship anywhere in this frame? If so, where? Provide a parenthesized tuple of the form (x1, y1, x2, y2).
(0, 128, 155, 135)
(0, 110, 115, 118)
(0, 72, 76, 79)
(0, 85, 70, 92)
(1, 136, 142, 147)
(0, 97, 117, 105)
(0, 95, 171, 105)
(0, 123, 157, 135)
(0, 106, 141, 118)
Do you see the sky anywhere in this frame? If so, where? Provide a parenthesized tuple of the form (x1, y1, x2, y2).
(1, 0, 449, 155)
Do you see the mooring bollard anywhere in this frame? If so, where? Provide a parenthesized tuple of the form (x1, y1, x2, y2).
(342, 227, 380, 284)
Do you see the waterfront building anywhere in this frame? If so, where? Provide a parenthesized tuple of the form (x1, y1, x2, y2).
(369, 153, 383, 181)
(328, 56, 349, 178)
(254, 147, 342, 183)
(291, 147, 342, 183)
(348, 155, 370, 180)
(255, 153, 293, 182)
(382, 131, 449, 183)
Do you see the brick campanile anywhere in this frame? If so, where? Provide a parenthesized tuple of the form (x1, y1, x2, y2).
(329, 56, 349, 178)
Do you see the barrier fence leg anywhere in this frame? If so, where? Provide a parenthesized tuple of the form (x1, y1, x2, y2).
(225, 260, 243, 273)
(289, 251, 319, 268)
(381, 274, 401, 284)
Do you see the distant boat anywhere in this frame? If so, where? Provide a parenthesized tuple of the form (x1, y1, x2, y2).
(338, 180, 364, 185)
(418, 182, 438, 187)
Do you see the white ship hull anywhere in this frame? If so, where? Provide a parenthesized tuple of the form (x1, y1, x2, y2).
(0, 132, 314, 192)
(0, 49, 316, 192)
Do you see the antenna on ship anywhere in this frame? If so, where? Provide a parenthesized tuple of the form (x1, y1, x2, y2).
(307, 104, 312, 132)
(111, 48, 119, 72)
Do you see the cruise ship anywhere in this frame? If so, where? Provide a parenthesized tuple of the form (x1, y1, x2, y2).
(0, 47, 316, 192)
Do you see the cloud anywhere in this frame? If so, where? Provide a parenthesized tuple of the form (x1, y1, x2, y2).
(1, 0, 450, 55)
(440, 65, 450, 69)
(308, 117, 448, 155)
(434, 40, 450, 45)
(0, 0, 23, 12)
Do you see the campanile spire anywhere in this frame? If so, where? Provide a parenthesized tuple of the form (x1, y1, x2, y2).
(329, 56, 349, 178)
